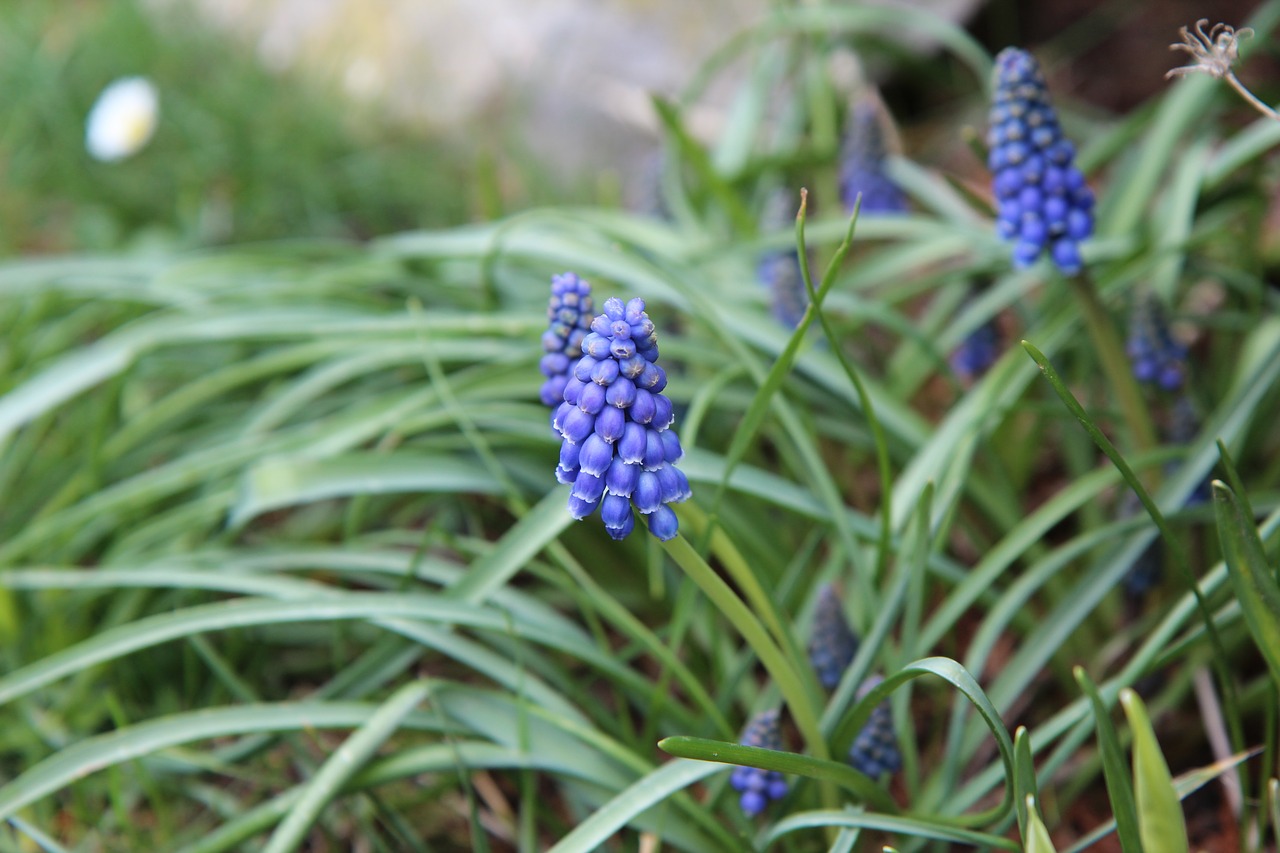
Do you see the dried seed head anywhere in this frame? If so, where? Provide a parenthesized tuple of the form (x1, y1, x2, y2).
(1167, 19, 1253, 80)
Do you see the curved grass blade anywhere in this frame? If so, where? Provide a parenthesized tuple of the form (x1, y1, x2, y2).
(657, 736, 897, 813)
(1120, 688, 1189, 853)
(830, 657, 1015, 827)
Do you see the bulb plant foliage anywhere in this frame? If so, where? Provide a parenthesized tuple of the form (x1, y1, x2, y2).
(0, 6, 1278, 853)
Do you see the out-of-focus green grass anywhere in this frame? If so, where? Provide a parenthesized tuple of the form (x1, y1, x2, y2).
(0, 0, 472, 253)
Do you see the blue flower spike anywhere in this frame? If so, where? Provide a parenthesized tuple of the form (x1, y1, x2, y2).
(808, 584, 859, 690)
(950, 317, 1001, 382)
(729, 709, 789, 817)
(757, 189, 809, 329)
(540, 273, 594, 408)
(552, 291, 691, 541)
(839, 93, 908, 215)
(988, 48, 1094, 276)
(1126, 290, 1188, 392)
(848, 676, 902, 778)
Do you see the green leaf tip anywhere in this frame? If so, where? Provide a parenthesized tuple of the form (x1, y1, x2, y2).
(1120, 688, 1190, 853)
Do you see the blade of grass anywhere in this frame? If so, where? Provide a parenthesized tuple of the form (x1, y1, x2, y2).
(1120, 688, 1190, 853)
(657, 736, 897, 813)
(262, 681, 431, 853)
(1074, 668, 1141, 853)
(1211, 479, 1280, 688)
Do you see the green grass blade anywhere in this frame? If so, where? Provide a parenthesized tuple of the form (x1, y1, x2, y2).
(831, 657, 1015, 827)
(1211, 480, 1280, 688)
(0, 702, 446, 821)
(1013, 728, 1036, 837)
(229, 453, 505, 528)
(657, 736, 897, 813)
(262, 681, 431, 853)
(1023, 795, 1057, 853)
(1120, 688, 1189, 853)
(544, 759, 722, 853)
(764, 811, 1020, 851)
(1073, 668, 1141, 853)
(5, 818, 71, 853)
(446, 488, 575, 604)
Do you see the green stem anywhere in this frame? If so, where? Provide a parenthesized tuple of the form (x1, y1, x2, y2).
(660, 532, 829, 764)
(797, 194, 895, 582)
(1066, 275, 1157, 454)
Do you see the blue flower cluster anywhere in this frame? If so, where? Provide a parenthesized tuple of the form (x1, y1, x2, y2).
(839, 97, 907, 215)
(808, 584, 859, 689)
(988, 48, 1094, 275)
(551, 294, 691, 541)
(848, 676, 902, 778)
(539, 273, 594, 408)
(729, 709, 788, 816)
(757, 248, 808, 330)
(950, 318, 1001, 382)
(1126, 291, 1187, 391)
(757, 190, 809, 329)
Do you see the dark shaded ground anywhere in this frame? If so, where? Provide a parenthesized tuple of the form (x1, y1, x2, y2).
(986, 0, 1266, 111)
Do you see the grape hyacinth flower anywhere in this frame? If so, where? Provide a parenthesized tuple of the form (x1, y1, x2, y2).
(757, 248, 808, 330)
(728, 709, 789, 816)
(808, 584, 859, 689)
(757, 189, 809, 329)
(988, 48, 1094, 275)
(1118, 489, 1163, 600)
(848, 676, 902, 778)
(1126, 290, 1187, 392)
(950, 318, 1001, 382)
(839, 95, 907, 215)
(540, 273, 595, 408)
(551, 294, 691, 540)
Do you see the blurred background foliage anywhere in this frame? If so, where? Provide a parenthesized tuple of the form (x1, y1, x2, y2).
(0, 0, 476, 252)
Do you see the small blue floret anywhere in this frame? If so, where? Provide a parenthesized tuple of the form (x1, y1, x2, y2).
(729, 709, 788, 816)
(848, 676, 902, 778)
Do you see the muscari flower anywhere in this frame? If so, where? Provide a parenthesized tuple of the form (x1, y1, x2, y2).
(1126, 290, 1187, 392)
(950, 317, 1001, 382)
(728, 709, 789, 816)
(988, 48, 1094, 276)
(86, 77, 160, 162)
(848, 675, 902, 778)
(551, 293, 691, 541)
(808, 584, 859, 690)
(839, 95, 908, 215)
(540, 273, 595, 409)
(757, 189, 809, 329)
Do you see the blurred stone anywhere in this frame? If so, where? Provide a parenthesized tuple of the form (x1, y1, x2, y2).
(150, 0, 980, 181)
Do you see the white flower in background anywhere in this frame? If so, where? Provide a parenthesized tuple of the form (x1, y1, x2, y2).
(85, 77, 159, 162)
